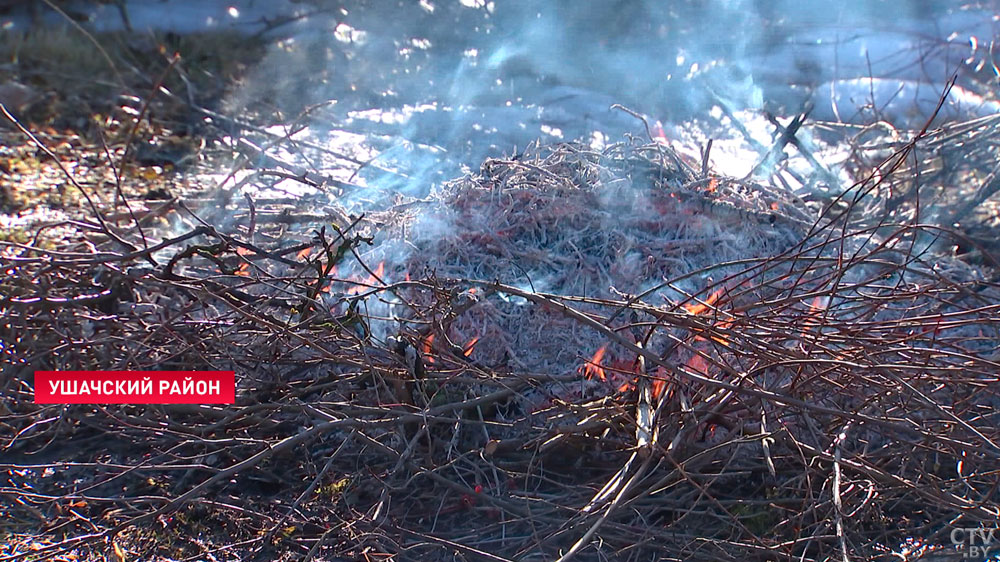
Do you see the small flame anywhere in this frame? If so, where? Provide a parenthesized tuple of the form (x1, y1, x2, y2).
(802, 295, 830, 335)
(235, 247, 253, 276)
(652, 121, 668, 144)
(347, 261, 386, 295)
(704, 316, 733, 345)
(579, 345, 608, 381)
(423, 334, 436, 364)
(296, 247, 312, 260)
(463, 336, 479, 357)
(651, 379, 666, 400)
(651, 367, 669, 400)
(683, 288, 723, 316)
(706, 177, 718, 193)
(685, 354, 711, 376)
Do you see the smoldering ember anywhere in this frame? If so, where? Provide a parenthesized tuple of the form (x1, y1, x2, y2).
(2, 1, 1000, 561)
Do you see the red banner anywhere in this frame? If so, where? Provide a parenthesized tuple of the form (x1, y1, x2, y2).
(34, 371, 235, 404)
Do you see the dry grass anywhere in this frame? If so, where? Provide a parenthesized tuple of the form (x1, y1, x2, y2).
(3, 105, 1000, 560)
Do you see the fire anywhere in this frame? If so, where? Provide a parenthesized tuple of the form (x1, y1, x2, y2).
(685, 354, 711, 376)
(651, 378, 667, 400)
(705, 316, 733, 345)
(802, 295, 830, 335)
(347, 261, 386, 295)
(617, 366, 669, 399)
(683, 288, 723, 316)
(235, 247, 253, 276)
(463, 336, 479, 358)
(651, 367, 669, 400)
(681, 287, 733, 346)
(579, 345, 608, 381)
(296, 247, 312, 260)
(423, 334, 436, 364)
(652, 121, 668, 144)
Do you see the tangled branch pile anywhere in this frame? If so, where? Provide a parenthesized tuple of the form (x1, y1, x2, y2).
(3, 116, 1000, 561)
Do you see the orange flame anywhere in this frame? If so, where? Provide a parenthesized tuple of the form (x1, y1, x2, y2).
(612, 364, 671, 400)
(651, 367, 669, 400)
(683, 288, 723, 316)
(652, 121, 668, 144)
(808, 295, 829, 313)
(579, 345, 608, 381)
(685, 354, 711, 376)
(297, 247, 312, 260)
(651, 379, 666, 400)
(235, 247, 253, 276)
(802, 295, 830, 335)
(423, 334, 436, 364)
(347, 261, 386, 295)
(463, 336, 479, 358)
(617, 367, 670, 399)
(707, 316, 733, 345)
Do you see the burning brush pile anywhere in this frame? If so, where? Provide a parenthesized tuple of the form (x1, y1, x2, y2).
(4, 127, 1000, 561)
